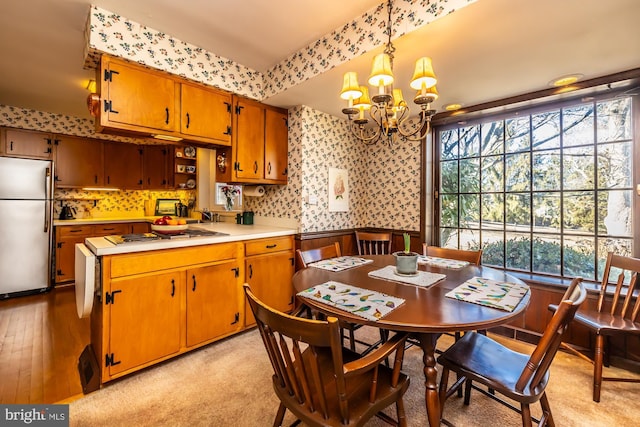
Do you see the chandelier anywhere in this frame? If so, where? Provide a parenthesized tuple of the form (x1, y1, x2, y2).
(340, 0, 439, 146)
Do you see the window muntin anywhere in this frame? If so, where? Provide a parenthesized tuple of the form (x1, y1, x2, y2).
(436, 96, 634, 281)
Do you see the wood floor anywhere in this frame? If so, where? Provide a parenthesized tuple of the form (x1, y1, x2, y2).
(0, 286, 90, 404)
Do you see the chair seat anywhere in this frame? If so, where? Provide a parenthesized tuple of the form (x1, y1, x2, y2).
(274, 346, 410, 427)
(550, 304, 640, 336)
(438, 332, 548, 404)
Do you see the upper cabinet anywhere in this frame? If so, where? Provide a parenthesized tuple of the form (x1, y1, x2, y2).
(143, 145, 173, 189)
(180, 83, 232, 144)
(264, 108, 289, 182)
(55, 135, 104, 188)
(0, 128, 53, 160)
(99, 55, 177, 134)
(104, 142, 143, 189)
(217, 97, 289, 185)
(95, 55, 232, 146)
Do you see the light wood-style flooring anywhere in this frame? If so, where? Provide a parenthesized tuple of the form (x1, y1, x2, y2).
(0, 286, 90, 404)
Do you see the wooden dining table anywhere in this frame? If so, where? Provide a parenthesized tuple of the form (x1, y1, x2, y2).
(291, 255, 530, 427)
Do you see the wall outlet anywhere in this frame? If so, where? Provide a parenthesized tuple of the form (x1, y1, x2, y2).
(307, 194, 318, 205)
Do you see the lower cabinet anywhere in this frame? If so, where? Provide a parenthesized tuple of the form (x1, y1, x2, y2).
(186, 261, 242, 347)
(96, 242, 245, 383)
(107, 271, 183, 376)
(244, 236, 295, 327)
(54, 222, 145, 285)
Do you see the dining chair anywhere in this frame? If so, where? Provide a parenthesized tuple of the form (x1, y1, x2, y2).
(549, 251, 640, 402)
(295, 242, 341, 268)
(438, 277, 586, 427)
(296, 242, 386, 353)
(423, 244, 482, 265)
(355, 231, 392, 255)
(244, 284, 410, 427)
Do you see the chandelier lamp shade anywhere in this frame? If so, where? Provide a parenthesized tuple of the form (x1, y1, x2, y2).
(340, 0, 438, 146)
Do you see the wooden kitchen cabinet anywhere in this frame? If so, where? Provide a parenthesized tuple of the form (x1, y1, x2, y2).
(143, 145, 172, 189)
(54, 135, 104, 187)
(180, 83, 232, 145)
(104, 142, 144, 189)
(107, 271, 183, 376)
(95, 242, 244, 383)
(98, 55, 178, 135)
(1, 127, 53, 159)
(185, 261, 242, 347)
(244, 236, 295, 327)
(217, 98, 289, 184)
(54, 222, 140, 284)
(264, 107, 289, 183)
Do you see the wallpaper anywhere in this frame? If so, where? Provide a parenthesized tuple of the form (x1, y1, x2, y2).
(85, 0, 476, 101)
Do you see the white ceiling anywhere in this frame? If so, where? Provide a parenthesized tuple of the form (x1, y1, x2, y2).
(1, 0, 639, 122)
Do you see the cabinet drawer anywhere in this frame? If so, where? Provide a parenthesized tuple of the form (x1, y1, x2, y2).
(95, 223, 129, 236)
(109, 242, 242, 278)
(57, 225, 95, 237)
(245, 236, 293, 256)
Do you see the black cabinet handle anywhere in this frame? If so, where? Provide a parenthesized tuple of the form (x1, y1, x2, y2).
(171, 279, 175, 297)
(192, 274, 196, 292)
(165, 107, 169, 125)
(186, 112, 190, 128)
(267, 162, 272, 175)
(253, 161, 258, 174)
(9, 141, 13, 151)
(283, 167, 288, 176)
(249, 264, 253, 279)
(266, 244, 277, 249)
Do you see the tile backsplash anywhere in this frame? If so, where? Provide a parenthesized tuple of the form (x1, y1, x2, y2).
(54, 188, 196, 219)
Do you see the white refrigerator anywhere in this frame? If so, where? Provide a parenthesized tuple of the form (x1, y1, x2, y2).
(0, 157, 54, 298)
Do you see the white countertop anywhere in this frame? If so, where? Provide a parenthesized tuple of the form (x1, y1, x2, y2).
(85, 223, 297, 256)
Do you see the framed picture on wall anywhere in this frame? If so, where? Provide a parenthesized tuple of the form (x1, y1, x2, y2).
(328, 167, 348, 212)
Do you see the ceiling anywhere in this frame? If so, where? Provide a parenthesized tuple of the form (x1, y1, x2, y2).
(1, 0, 639, 123)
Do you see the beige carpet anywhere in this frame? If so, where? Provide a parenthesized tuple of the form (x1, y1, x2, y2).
(69, 328, 640, 426)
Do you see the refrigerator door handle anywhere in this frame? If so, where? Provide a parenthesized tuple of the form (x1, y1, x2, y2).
(44, 167, 51, 233)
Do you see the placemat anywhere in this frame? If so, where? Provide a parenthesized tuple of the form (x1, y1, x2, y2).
(367, 265, 446, 288)
(417, 255, 469, 269)
(297, 281, 405, 321)
(308, 256, 374, 272)
(445, 276, 529, 312)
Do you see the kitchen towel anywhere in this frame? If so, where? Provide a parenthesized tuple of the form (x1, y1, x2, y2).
(297, 281, 405, 321)
(244, 186, 265, 197)
(445, 276, 529, 312)
(368, 265, 446, 288)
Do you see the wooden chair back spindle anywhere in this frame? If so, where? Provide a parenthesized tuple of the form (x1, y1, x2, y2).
(423, 245, 483, 265)
(355, 231, 392, 255)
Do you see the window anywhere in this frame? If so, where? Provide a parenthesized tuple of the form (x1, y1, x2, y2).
(436, 96, 634, 282)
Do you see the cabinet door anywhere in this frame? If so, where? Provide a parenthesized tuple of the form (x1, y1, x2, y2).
(54, 136, 104, 187)
(130, 222, 150, 234)
(108, 271, 183, 376)
(181, 84, 232, 144)
(101, 56, 177, 133)
(264, 109, 288, 183)
(3, 128, 53, 159)
(186, 261, 241, 347)
(55, 225, 94, 284)
(233, 98, 264, 180)
(143, 145, 171, 189)
(245, 252, 295, 327)
(104, 142, 143, 189)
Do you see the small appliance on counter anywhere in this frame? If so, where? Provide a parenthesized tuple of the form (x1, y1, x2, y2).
(154, 198, 180, 216)
(59, 204, 76, 220)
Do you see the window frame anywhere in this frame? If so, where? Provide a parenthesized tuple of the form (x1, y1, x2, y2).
(430, 89, 639, 282)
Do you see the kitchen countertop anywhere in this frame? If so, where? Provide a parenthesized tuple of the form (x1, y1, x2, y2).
(85, 222, 297, 256)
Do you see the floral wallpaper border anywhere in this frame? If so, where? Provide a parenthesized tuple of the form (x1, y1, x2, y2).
(84, 0, 476, 100)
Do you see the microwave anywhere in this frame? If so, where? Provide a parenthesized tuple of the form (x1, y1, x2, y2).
(154, 199, 180, 216)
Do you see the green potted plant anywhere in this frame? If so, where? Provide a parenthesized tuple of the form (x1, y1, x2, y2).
(393, 233, 419, 275)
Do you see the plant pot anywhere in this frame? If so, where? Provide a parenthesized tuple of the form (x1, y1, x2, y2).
(393, 251, 419, 275)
